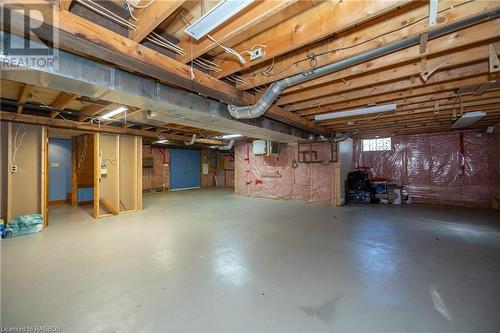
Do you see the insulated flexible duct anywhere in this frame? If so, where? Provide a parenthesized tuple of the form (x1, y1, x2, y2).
(184, 134, 196, 146)
(227, 8, 500, 119)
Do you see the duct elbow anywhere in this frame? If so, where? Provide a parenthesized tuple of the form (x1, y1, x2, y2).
(184, 134, 196, 146)
(228, 103, 269, 119)
(218, 139, 235, 151)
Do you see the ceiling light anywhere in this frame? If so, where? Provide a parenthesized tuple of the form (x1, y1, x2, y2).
(452, 111, 486, 129)
(315, 104, 397, 121)
(100, 106, 127, 119)
(154, 139, 171, 144)
(219, 134, 243, 139)
(184, 0, 255, 40)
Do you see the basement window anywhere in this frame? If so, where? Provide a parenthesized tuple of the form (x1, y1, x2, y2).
(362, 137, 392, 152)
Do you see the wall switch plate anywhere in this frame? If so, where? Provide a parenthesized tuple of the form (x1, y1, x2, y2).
(10, 165, 18, 173)
(101, 168, 108, 175)
(51, 162, 60, 168)
(249, 48, 264, 61)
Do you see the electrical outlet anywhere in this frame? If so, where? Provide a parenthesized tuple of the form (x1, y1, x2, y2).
(249, 48, 264, 61)
(10, 165, 18, 173)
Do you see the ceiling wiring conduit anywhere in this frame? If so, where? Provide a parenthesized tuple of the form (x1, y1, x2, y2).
(227, 8, 500, 119)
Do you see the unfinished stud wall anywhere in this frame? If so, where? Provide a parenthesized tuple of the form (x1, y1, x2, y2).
(234, 142, 339, 204)
(1, 122, 45, 221)
(98, 134, 120, 215)
(354, 131, 497, 207)
(142, 146, 169, 192)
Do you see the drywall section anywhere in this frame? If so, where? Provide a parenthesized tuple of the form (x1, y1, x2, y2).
(2, 122, 45, 221)
(234, 142, 339, 204)
(338, 138, 354, 205)
(353, 131, 497, 207)
(98, 134, 120, 216)
(119, 135, 141, 213)
(48, 139, 72, 203)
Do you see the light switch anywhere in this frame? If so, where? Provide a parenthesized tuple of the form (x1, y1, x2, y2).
(51, 162, 60, 168)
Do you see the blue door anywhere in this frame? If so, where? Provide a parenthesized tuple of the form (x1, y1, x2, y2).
(170, 149, 201, 190)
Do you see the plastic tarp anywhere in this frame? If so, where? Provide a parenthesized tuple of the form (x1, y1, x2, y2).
(4, 214, 43, 238)
(354, 131, 497, 207)
(234, 142, 334, 204)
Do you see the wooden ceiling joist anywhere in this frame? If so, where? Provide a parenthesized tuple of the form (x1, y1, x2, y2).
(50, 92, 79, 118)
(238, 1, 500, 90)
(212, 0, 412, 79)
(0, 111, 223, 145)
(287, 61, 492, 112)
(16, 84, 32, 114)
(178, 0, 300, 63)
(2, 1, 321, 133)
(129, 0, 185, 42)
(279, 43, 499, 106)
(300, 74, 498, 118)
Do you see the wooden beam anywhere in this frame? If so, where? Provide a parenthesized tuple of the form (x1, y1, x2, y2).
(178, 0, 299, 63)
(78, 103, 114, 122)
(129, 0, 185, 42)
(50, 92, 79, 118)
(212, 0, 412, 79)
(58, 0, 72, 11)
(0, 111, 225, 145)
(300, 74, 498, 118)
(16, 83, 32, 114)
(279, 44, 496, 105)
(288, 62, 492, 112)
(238, 1, 500, 90)
(1, 1, 322, 132)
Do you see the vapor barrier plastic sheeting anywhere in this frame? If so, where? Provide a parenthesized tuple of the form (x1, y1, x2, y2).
(235, 143, 334, 204)
(354, 131, 497, 207)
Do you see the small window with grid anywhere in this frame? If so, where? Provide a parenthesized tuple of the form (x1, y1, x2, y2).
(362, 137, 392, 152)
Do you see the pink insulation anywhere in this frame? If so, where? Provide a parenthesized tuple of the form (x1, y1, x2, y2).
(142, 146, 169, 191)
(201, 151, 234, 188)
(234, 142, 334, 204)
(491, 124, 500, 201)
(354, 131, 498, 207)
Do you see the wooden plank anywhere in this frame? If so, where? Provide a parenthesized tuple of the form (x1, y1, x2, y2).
(71, 136, 78, 207)
(212, 0, 412, 78)
(41, 126, 48, 226)
(129, 0, 185, 42)
(279, 46, 492, 105)
(93, 133, 99, 219)
(58, 0, 72, 11)
(16, 84, 32, 114)
(50, 92, 79, 118)
(289, 62, 492, 112)
(99, 198, 118, 215)
(0, 110, 225, 145)
(179, 0, 299, 63)
(239, 1, 500, 90)
(299, 74, 497, 118)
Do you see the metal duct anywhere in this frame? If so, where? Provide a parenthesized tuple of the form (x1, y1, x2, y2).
(218, 139, 235, 151)
(0, 32, 313, 142)
(228, 8, 500, 119)
(184, 134, 197, 146)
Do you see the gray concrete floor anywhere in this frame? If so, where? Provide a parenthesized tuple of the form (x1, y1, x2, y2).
(2, 188, 500, 332)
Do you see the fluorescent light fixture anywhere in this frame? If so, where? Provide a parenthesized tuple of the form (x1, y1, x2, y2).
(100, 106, 127, 119)
(154, 139, 172, 144)
(184, 0, 255, 40)
(315, 104, 397, 121)
(452, 111, 486, 128)
(219, 134, 243, 139)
